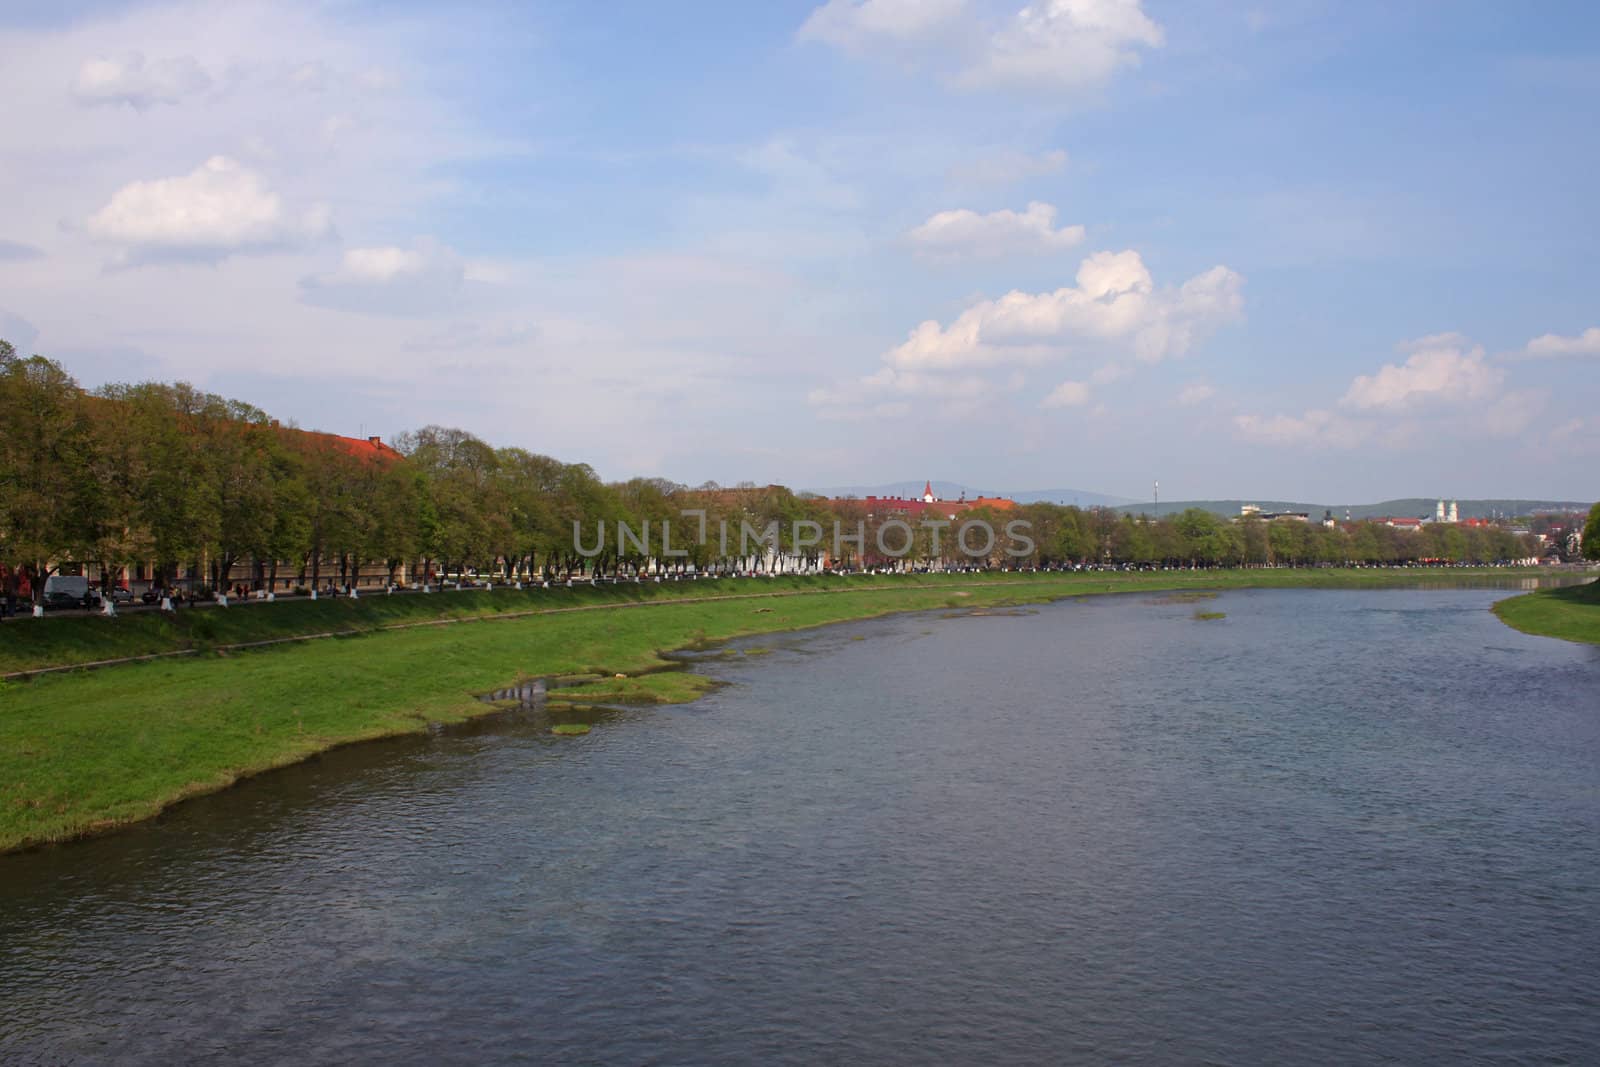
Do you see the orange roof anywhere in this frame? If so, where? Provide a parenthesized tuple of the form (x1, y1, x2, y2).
(325, 433, 404, 461)
(278, 426, 404, 463)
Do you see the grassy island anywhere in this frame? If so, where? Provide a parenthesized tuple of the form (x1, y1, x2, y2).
(1492, 579, 1600, 645)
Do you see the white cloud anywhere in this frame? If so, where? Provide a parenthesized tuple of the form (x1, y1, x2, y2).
(335, 246, 433, 283)
(1521, 326, 1600, 359)
(948, 147, 1068, 187)
(958, 0, 1165, 92)
(797, 0, 968, 52)
(807, 249, 1242, 422)
(299, 240, 464, 316)
(907, 200, 1084, 259)
(800, 0, 1163, 98)
(73, 52, 211, 109)
(1177, 382, 1216, 406)
(1340, 333, 1501, 412)
(85, 156, 332, 264)
(1042, 379, 1090, 408)
(1236, 331, 1549, 451)
(887, 249, 1243, 369)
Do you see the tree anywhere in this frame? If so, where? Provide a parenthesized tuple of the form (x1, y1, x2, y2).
(96, 382, 220, 592)
(205, 398, 278, 592)
(396, 426, 504, 580)
(1585, 502, 1600, 562)
(1, 355, 101, 602)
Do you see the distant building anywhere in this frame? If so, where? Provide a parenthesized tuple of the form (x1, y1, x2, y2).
(841, 481, 1018, 523)
(1236, 505, 1309, 523)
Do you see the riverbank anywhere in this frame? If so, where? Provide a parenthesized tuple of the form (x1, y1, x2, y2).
(0, 568, 1563, 678)
(0, 569, 1571, 854)
(1492, 579, 1600, 645)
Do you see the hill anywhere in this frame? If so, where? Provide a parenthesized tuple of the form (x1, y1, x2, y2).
(808, 481, 1135, 507)
(1112, 498, 1593, 520)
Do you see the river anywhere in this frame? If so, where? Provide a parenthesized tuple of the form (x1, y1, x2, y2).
(2, 587, 1597, 1064)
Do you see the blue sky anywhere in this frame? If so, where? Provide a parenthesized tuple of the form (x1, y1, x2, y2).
(1, 0, 1596, 502)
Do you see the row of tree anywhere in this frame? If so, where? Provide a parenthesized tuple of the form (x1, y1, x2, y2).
(1, 342, 1583, 604)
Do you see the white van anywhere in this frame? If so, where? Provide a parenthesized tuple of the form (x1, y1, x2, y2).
(43, 574, 95, 608)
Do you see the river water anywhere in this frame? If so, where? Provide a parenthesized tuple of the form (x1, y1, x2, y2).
(2, 587, 1597, 1064)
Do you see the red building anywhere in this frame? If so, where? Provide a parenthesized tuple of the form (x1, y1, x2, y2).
(839, 481, 1018, 521)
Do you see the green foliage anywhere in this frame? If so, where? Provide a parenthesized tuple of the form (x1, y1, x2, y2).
(0, 342, 1565, 606)
(0, 354, 100, 594)
(1585, 503, 1599, 562)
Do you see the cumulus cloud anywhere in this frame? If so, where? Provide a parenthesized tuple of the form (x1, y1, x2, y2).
(1236, 332, 1548, 450)
(1521, 326, 1600, 359)
(801, 0, 1163, 98)
(1177, 382, 1216, 406)
(957, 0, 1164, 92)
(300, 240, 465, 316)
(1042, 379, 1090, 408)
(907, 201, 1084, 259)
(73, 52, 211, 109)
(808, 247, 1239, 421)
(1340, 333, 1501, 412)
(948, 147, 1068, 187)
(886, 249, 1243, 369)
(85, 156, 332, 264)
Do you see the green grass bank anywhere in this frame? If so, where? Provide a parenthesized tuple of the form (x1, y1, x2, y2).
(0, 568, 1572, 853)
(0, 568, 1554, 678)
(1492, 579, 1600, 645)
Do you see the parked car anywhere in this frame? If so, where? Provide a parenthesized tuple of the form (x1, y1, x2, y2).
(42, 574, 96, 609)
(105, 587, 136, 604)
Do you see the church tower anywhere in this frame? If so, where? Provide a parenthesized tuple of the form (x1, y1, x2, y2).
(923, 481, 936, 504)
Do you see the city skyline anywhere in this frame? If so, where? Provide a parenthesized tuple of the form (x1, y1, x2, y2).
(1, 1, 1597, 502)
